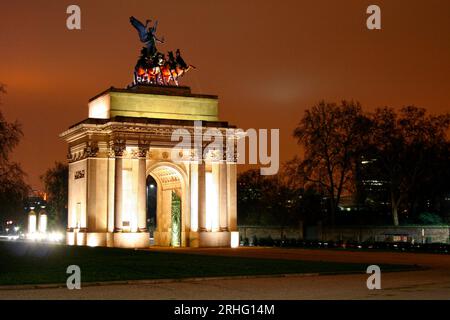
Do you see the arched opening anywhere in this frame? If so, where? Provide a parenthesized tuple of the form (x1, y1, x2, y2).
(146, 175, 157, 242)
(147, 163, 187, 247)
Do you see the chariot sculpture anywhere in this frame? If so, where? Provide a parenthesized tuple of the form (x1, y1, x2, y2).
(130, 16, 195, 86)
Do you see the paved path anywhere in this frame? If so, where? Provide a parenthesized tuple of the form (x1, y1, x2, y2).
(1, 248, 449, 300)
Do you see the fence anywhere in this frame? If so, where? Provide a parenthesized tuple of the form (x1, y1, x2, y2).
(238, 225, 450, 244)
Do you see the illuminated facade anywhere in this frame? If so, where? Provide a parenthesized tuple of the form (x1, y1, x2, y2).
(26, 194, 48, 236)
(60, 85, 238, 248)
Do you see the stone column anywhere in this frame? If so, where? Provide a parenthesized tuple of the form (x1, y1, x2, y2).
(227, 162, 237, 231)
(211, 162, 220, 232)
(219, 161, 228, 231)
(197, 161, 206, 231)
(114, 145, 125, 232)
(67, 160, 74, 230)
(137, 146, 148, 232)
(190, 164, 199, 232)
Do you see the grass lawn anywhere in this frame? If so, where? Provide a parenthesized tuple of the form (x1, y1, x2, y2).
(0, 241, 417, 286)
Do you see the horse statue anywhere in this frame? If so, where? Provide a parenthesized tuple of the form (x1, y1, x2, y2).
(133, 48, 195, 86)
(130, 16, 195, 86)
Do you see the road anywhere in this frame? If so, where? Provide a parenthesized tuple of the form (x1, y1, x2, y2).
(1, 247, 449, 300)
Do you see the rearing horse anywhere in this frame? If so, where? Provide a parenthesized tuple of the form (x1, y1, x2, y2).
(134, 50, 195, 86)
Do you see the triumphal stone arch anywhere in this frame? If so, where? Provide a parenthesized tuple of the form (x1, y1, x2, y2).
(60, 85, 239, 248)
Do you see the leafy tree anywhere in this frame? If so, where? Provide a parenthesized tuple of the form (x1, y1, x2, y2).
(237, 169, 298, 227)
(284, 159, 327, 224)
(40, 162, 68, 229)
(0, 84, 29, 222)
(417, 212, 443, 225)
(369, 106, 450, 225)
(237, 169, 268, 225)
(292, 101, 370, 225)
(238, 168, 324, 230)
(259, 174, 301, 229)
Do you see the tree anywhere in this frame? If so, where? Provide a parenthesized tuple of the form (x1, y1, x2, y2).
(237, 169, 304, 228)
(292, 101, 370, 225)
(369, 106, 450, 226)
(284, 158, 327, 225)
(237, 169, 269, 225)
(0, 84, 29, 222)
(261, 173, 302, 230)
(40, 162, 68, 229)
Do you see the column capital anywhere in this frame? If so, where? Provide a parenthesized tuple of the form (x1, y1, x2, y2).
(84, 141, 99, 158)
(138, 145, 149, 158)
(112, 142, 126, 157)
(67, 147, 74, 162)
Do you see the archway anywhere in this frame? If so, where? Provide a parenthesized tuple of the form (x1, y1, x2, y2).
(147, 163, 188, 247)
(146, 175, 157, 242)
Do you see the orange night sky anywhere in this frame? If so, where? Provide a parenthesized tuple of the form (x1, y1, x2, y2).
(1, 0, 450, 189)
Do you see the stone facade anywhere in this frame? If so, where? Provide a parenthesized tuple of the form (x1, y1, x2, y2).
(61, 86, 239, 248)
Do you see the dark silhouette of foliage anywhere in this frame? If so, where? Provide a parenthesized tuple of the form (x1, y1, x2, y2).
(368, 106, 450, 225)
(292, 101, 370, 225)
(0, 84, 30, 222)
(290, 101, 450, 226)
(40, 162, 68, 229)
(237, 168, 325, 228)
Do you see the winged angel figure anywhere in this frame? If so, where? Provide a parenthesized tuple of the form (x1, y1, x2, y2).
(129, 16, 194, 86)
(129, 16, 164, 57)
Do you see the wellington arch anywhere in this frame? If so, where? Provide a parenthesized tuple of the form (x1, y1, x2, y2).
(60, 85, 239, 248)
